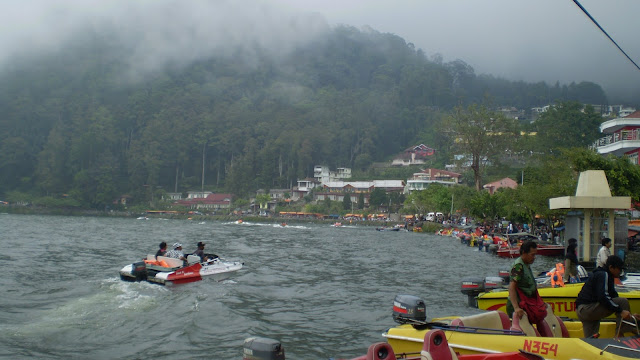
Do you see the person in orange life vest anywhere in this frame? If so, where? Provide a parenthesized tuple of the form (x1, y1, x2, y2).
(507, 241, 547, 323)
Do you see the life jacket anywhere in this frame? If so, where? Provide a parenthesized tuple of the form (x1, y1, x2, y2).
(546, 262, 565, 287)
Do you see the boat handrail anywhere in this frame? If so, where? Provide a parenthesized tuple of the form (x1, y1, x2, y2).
(433, 324, 526, 336)
(599, 344, 640, 356)
(395, 319, 526, 336)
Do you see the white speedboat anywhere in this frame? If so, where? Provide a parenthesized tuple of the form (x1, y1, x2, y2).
(119, 254, 243, 285)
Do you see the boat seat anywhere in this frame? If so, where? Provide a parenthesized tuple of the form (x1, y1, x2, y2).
(511, 312, 540, 337)
(156, 256, 184, 268)
(421, 329, 459, 360)
(186, 255, 201, 264)
(450, 311, 511, 330)
(537, 304, 569, 338)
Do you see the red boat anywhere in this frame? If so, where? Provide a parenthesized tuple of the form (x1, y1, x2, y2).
(345, 329, 542, 360)
(496, 243, 565, 258)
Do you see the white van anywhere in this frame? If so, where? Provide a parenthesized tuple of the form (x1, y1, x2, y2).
(426, 212, 435, 221)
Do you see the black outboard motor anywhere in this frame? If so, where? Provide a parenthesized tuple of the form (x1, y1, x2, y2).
(131, 261, 147, 281)
(460, 278, 484, 308)
(243, 337, 285, 360)
(392, 295, 426, 324)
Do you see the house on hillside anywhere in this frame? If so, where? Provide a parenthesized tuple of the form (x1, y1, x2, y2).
(173, 193, 233, 211)
(163, 192, 182, 201)
(313, 180, 405, 205)
(186, 191, 212, 199)
(292, 178, 320, 200)
(313, 165, 352, 184)
(483, 177, 518, 194)
(256, 188, 291, 200)
(392, 144, 435, 166)
(405, 168, 461, 193)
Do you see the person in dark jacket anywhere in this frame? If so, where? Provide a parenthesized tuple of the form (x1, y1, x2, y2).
(563, 238, 578, 283)
(576, 255, 634, 337)
(155, 241, 167, 259)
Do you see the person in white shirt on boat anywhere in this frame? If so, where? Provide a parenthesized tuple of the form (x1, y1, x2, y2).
(165, 242, 186, 261)
(596, 237, 612, 269)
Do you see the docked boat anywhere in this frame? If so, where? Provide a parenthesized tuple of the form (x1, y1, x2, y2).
(119, 254, 243, 285)
(384, 295, 640, 360)
(496, 243, 565, 258)
(347, 329, 542, 360)
(473, 283, 640, 319)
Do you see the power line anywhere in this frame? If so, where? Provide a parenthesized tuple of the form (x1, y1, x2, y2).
(572, 0, 640, 72)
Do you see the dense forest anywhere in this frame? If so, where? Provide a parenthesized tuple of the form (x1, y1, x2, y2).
(0, 25, 613, 209)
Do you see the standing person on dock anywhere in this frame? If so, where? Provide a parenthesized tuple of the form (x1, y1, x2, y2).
(507, 241, 547, 323)
(596, 238, 612, 269)
(563, 238, 578, 283)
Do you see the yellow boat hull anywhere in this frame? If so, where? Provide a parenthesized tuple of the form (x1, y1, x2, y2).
(476, 283, 640, 320)
(385, 322, 640, 360)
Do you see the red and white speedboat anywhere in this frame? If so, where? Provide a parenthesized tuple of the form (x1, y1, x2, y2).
(119, 254, 243, 285)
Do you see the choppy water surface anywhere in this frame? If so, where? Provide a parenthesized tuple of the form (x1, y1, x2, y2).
(0, 214, 559, 359)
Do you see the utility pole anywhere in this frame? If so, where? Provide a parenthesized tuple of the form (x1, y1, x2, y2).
(450, 194, 454, 218)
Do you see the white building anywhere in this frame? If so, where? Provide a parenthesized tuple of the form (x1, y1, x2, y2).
(313, 165, 352, 184)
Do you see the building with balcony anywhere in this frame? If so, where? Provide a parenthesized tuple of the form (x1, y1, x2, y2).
(592, 110, 640, 165)
(313, 165, 352, 184)
(405, 168, 461, 193)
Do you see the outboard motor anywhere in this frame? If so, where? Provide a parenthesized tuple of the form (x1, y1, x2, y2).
(131, 261, 147, 281)
(484, 276, 504, 291)
(392, 294, 426, 324)
(498, 269, 510, 284)
(243, 337, 285, 360)
(460, 278, 484, 308)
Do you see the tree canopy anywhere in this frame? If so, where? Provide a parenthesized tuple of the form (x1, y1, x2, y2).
(0, 26, 615, 209)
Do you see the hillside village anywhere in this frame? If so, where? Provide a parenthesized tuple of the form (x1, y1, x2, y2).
(154, 102, 639, 219)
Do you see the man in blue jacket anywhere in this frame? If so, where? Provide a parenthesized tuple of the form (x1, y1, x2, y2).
(576, 255, 634, 337)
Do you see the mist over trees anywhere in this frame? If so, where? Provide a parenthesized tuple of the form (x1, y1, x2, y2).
(0, 26, 612, 209)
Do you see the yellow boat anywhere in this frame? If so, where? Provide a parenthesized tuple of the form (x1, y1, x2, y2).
(386, 295, 640, 360)
(476, 283, 640, 320)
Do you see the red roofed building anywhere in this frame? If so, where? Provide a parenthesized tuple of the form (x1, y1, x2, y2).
(173, 193, 233, 211)
(593, 110, 640, 165)
(483, 177, 518, 195)
(392, 144, 435, 166)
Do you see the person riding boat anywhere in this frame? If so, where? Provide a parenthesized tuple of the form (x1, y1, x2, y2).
(576, 255, 637, 338)
(564, 238, 578, 283)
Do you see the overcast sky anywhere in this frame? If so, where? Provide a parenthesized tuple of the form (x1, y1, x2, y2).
(1, 0, 639, 101)
(273, 0, 640, 101)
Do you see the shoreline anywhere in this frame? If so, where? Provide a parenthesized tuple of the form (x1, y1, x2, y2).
(0, 205, 443, 232)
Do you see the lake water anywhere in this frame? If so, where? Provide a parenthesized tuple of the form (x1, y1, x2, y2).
(0, 214, 559, 359)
